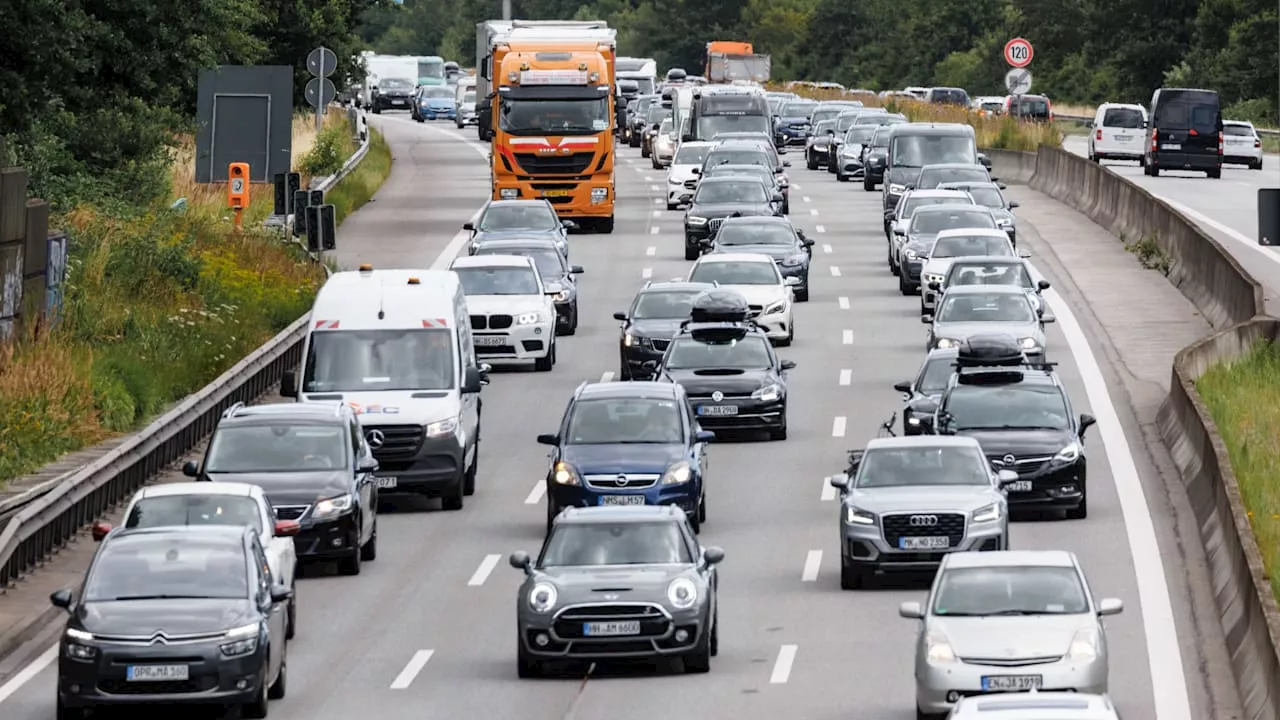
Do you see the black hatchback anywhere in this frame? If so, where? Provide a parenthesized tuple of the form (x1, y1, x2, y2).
(1144, 87, 1223, 178)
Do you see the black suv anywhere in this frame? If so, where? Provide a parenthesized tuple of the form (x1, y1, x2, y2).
(183, 401, 380, 575)
(616, 281, 716, 380)
(931, 334, 1095, 518)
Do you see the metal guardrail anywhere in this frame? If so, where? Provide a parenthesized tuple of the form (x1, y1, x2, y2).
(0, 110, 371, 587)
(1056, 112, 1280, 138)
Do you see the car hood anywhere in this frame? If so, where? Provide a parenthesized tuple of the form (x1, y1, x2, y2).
(424, 98, 456, 107)
(78, 598, 256, 637)
(906, 232, 941, 249)
(931, 614, 1092, 659)
(561, 444, 686, 475)
(931, 320, 1043, 343)
(629, 318, 685, 340)
(473, 228, 563, 245)
(888, 167, 922, 187)
(848, 484, 999, 513)
(298, 390, 458, 426)
(539, 564, 692, 594)
(907, 394, 942, 414)
(662, 368, 773, 396)
(204, 470, 352, 507)
(952, 428, 1076, 458)
(923, 258, 958, 278)
(687, 202, 774, 218)
(464, 294, 549, 315)
(709, 284, 786, 306)
(712, 244, 801, 261)
(668, 165, 699, 183)
(778, 115, 811, 125)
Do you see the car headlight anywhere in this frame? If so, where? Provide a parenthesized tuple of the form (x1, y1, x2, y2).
(1067, 626, 1099, 662)
(686, 216, 708, 226)
(889, 183, 906, 194)
(1054, 442, 1081, 463)
(996, 217, 1013, 226)
(813, 143, 827, 151)
(934, 338, 959, 349)
(669, 176, 685, 186)
(220, 622, 260, 657)
(667, 577, 698, 609)
(64, 628, 96, 660)
(528, 582, 558, 613)
(662, 461, 692, 485)
(763, 300, 786, 315)
(426, 417, 458, 438)
(904, 248, 919, 260)
(777, 175, 789, 187)
(499, 188, 518, 200)
(925, 631, 957, 663)
(845, 506, 875, 525)
(312, 493, 354, 520)
(924, 273, 945, 284)
(554, 290, 571, 303)
(751, 383, 782, 402)
(972, 503, 1002, 523)
(780, 254, 806, 267)
(516, 312, 542, 325)
(624, 332, 652, 348)
(1017, 337, 1041, 351)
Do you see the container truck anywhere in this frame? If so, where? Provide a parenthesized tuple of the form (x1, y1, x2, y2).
(474, 20, 514, 140)
(705, 41, 772, 84)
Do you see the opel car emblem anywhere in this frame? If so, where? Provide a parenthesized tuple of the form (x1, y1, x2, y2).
(909, 515, 939, 527)
(711, 391, 724, 402)
(1002, 454, 1016, 466)
(614, 474, 630, 487)
(365, 429, 386, 449)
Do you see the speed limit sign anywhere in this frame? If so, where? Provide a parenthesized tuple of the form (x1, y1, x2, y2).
(1004, 38, 1034, 68)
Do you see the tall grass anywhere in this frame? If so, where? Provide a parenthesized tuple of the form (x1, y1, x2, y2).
(1196, 340, 1280, 603)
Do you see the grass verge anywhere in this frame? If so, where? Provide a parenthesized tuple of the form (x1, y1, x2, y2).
(1195, 339, 1280, 603)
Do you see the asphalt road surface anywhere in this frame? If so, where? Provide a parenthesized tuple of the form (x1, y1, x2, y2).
(0, 116, 1214, 719)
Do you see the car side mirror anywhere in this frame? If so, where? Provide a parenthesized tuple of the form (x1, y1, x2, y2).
(921, 314, 933, 324)
(927, 280, 941, 291)
(562, 220, 578, 230)
(826, 129, 835, 135)
(1079, 413, 1096, 438)
(50, 589, 73, 610)
(462, 365, 485, 394)
(280, 370, 298, 398)
(182, 460, 200, 477)
(1037, 279, 1050, 291)
(827, 474, 850, 491)
(1018, 248, 1032, 258)
(358, 459, 379, 473)
(613, 311, 628, 321)
(997, 182, 1008, 190)
(893, 380, 911, 393)
(462, 221, 475, 231)
(270, 586, 293, 604)
(997, 469, 1020, 485)
(544, 282, 564, 296)
(273, 519, 301, 537)
(536, 433, 559, 446)
(690, 167, 700, 175)
(91, 522, 113, 542)
(1008, 201, 1020, 209)
(1097, 597, 1124, 616)
(570, 265, 584, 274)
(1040, 313, 1056, 324)
(898, 601, 924, 619)
(509, 550, 532, 573)
(695, 429, 716, 443)
(702, 546, 726, 565)
(782, 160, 791, 167)
(780, 359, 797, 371)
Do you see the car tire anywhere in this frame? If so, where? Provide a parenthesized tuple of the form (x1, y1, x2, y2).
(441, 475, 465, 511)
(268, 650, 287, 700)
(337, 543, 362, 576)
(463, 444, 479, 496)
(795, 286, 809, 303)
(806, 151, 818, 170)
(1149, 165, 1160, 177)
(415, 116, 424, 123)
(286, 582, 297, 639)
(597, 216, 615, 234)
(699, 490, 707, 524)
(642, 144, 651, 158)
(568, 305, 579, 334)
(709, 605, 719, 656)
(360, 519, 378, 561)
(836, 172, 848, 182)
(863, 175, 875, 191)
(1207, 168, 1221, 179)
(769, 422, 787, 441)
(898, 272, 912, 295)
(1066, 489, 1088, 520)
(55, 697, 83, 720)
(517, 642, 544, 678)
(653, 158, 662, 169)
(1252, 159, 1263, 170)
(782, 200, 790, 215)
(242, 668, 271, 718)
(682, 631, 712, 674)
(840, 560, 866, 590)
(776, 326, 793, 347)
(534, 342, 554, 372)
(917, 705, 945, 720)
(545, 498, 559, 533)
(372, 106, 381, 115)
(685, 242, 700, 261)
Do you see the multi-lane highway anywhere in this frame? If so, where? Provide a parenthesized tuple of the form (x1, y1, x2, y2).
(0, 116, 1215, 719)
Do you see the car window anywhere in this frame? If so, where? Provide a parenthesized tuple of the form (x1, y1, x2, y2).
(423, 87, 452, 98)
(918, 356, 955, 394)
(933, 566, 1089, 616)
(855, 446, 989, 487)
(84, 536, 250, 601)
(251, 538, 272, 596)
(126, 495, 264, 534)
(715, 223, 794, 246)
(705, 150, 770, 169)
(931, 235, 1011, 258)
(303, 328, 455, 393)
(205, 423, 347, 472)
(949, 262, 1032, 288)
(902, 197, 970, 218)
(693, 181, 767, 204)
(1008, 97, 1050, 117)
(959, 187, 1004, 208)
(911, 210, 996, 233)
(706, 166, 771, 184)
(845, 126, 876, 144)
(665, 334, 772, 369)
(565, 397, 683, 445)
(689, 260, 777, 285)
(891, 135, 977, 167)
(632, 290, 702, 319)
(919, 167, 989, 188)
(454, 266, 540, 295)
(478, 204, 560, 231)
(476, 247, 563, 279)
(780, 101, 817, 117)
(1154, 97, 1219, 133)
(674, 145, 711, 165)
(938, 292, 1034, 322)
(1102, 107, 1144, 128)
(944, 384, 1071, 431)
(541, 521, 693, 566)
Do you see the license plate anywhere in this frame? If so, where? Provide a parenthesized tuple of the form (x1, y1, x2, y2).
(599, 495, 646, 506)
(542, 189, 571, 198)
(474, 336, 506, 346)
(698, 405, 737, 416)
(1115, 135, 1132, 141)
(1163, 143, 1181, 150)
(375, 476, 398, 489)
(899, 536, 950, 550)
(127, 665, 189, 681)
(392, 99, 405, 105)
(982, 675, 1043, 691)
(583, 621, 641, 637)
(1007, 480, 1032, 492)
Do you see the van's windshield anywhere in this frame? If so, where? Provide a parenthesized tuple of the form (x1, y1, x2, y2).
(303, 329, 456, 392)
(891, 135, 976, 167)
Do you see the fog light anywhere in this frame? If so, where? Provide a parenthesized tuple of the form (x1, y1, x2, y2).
(500, 189, 518, 200)
(946, 691, 960, 703)
(236, 679, 249, 690)
(69, 684, 80, 693)
(534, 633, 550, 647)
(534, 327, 542, 335)
(674, 629, 689, 642)
(331, 537, 344, 547)
(1060, 484, 1077, 493)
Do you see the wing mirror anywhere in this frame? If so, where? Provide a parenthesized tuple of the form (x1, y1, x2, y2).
(695, 429, 716, 443)
(898, 601, 924, 619)
(570, 265, 584, 274)
(690, 167, 701, 175)
(782, 160, 791, 167)
(462, 365, 487, 394)
(544, 282, 564, 296)
(536, 433, 559, 446)
(772, 193, 785, 203)
(827, 474, 850, 491)
(1040, 313, 1056, 324)
(1097, 597, 1124, 616)
(1084, 120, 1093, 129)
(273, 519, 301, 537)
(270, 586, 294, 604)
(280, 370, 298, 398)
(1008, 200, 1020, 209)
(1037, 279, 1050, 291)
(50, 589, 73, 610)
(1079, 413, 1096, 439)
(509, 550, 533, 573)
(921, 314, 933, 324)
(561, 219, 578, 230)
(783, 276, 800, 286)
(893, 380, 911, 394)
(91, 521, 113, 542)
(780, 359, 797, 371)
(702, 546, 726, 565)
(358, 458, 379, 473)
(1018, 249, 1032, 258)
(996, 469, 1020, 486)
(462, 221, 474, 231)
(613, 311, 628, 321)
(182, 460, 200, 477)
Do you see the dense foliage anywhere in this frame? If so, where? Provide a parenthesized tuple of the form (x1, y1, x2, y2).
(358, 0, 1278, 124)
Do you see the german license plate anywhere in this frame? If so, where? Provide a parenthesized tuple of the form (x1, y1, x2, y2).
(542, 189, 571, 198)
(1007, 480, 1032, 492)
(900, 536, 949, 550)
(599, 495, 645, 506)
(375, 476, 398, 489)
(583, 621, 640, 637)
(1115, 135, 1132, 142)
(698, 405, 737, 416)
(392, 99, 405, 105)
(127, 665, 189, 681)
(474, 336, 505, 346)
(1163, 143, 1181, 150)
(982, 675, 1043, 691)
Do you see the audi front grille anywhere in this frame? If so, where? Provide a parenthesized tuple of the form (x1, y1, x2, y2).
(881, 512, 966, 547)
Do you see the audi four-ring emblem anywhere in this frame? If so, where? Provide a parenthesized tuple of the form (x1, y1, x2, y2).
(909, 515, 939, 527)
(365, 429, 385, 449)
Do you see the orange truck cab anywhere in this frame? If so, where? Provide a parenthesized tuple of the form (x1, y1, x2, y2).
(490, 41, 617, 234)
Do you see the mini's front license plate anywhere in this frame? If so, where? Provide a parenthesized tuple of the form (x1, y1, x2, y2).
(599, 495, 646, 506)
(375, 476, 398, 489)
(127, 664, 189, 681)
(899, 536, 950, 550)
(583, 621, 641, 637)
(698, 405, 737, 416)
(982, 674, 1043, 691)
(1163, 143, 1181, 150)
(542, 189, 572, 198)
(1007, 480, 1032, 492)
(474, 336, 506, 346)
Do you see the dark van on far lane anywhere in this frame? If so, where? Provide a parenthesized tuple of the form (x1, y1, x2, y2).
(1143, 87, 1223, 178)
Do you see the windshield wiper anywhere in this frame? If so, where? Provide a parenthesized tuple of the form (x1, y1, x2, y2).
(691, 368, 747, 375)
(109, 594, 218, 601)
(982, 424, 1065, 431)
(982, 609, 1045, 616)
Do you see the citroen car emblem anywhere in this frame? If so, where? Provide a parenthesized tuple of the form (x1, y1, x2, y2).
(1002, 454, 1016, 466)
(614, 474, 630, 487)
(711, 391, 724, 402)
(909, 515, 939, 527)
(149, 633, 168, 645)
(365, 429, 386, 449)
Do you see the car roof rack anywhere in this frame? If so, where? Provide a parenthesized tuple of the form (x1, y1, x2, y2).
(221, 401, 247, 419)
(953, 334, 1056, 384)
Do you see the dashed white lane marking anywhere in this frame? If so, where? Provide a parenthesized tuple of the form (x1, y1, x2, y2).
(653, 198, 662, 204)
(838, 296, 850, 310)
(650, 226, 659, 235)
(467, 555, 501, 586)
(831, 416, 847, 438)
(390, 650, 435, 689)
(642, 267, 653, 279)
(524, 481, 547, 505)
(815, 224, 826, 233)
(829, 266, 841, 277)
(808, 208, 819, 216)
(770, 645, 798, 684)
(842, 329, 853, 345)
(802, 196, 812, 203)
(822, 244, 833, 254)
(801, 551, 823, 582)
(600, 371, 614, 382)
(839, 369, 852, 386)
(820, 478, 838, 502)
(650, 185, 661, 191)
(653, 210, 662, 217)
(646, 246, 656, 256)
(644, 176, 654, 182)
(791, 183, 801, 190)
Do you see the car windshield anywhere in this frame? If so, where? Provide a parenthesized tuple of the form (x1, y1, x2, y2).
(919, 356, 956, 394)
(1102, 107, 1145, 128)
(901, 197, 971, 218)
(979, 101, 1003, 113)
(126, 495, 263, 534)
(871, 130, 892, 148)
(706, 150, 771, 169)
(938, 292, 1034, 322)
(918, 167, 989, 188)
(84, 536, 249, 601)
(911, 210, 995, 233)
(811, 108, 847, 125)
(498, 97, 610, 136)
(205, 423, 348, 472)
(422, 87, 452, 99)
(647, 106, 671, 124)
(689, 260, 777, 285)
(716, 223, 794, 246)
(845, 126, 876, 145)
(303, 328, 455, 392)
(955, 187, 1004, 208)
(891, 135, 976, 167)
(463, 92, 476, 104)
(694, 181, 767, 204)
(477, 204, 560, 232)
(697, 115, 771, 139)
(930, 88, 969, 104)
(674, 145, 711, 165)
(932, 235, 1011, 258)
(659, 119, 674, 134)
(855, 446, 989, 487)
(949, 262, 1032, 288)
(565, 397, 684, 444)
(632, 290, 701, 319)
(780, 101, 817, 118)
(455, 266, 540, 295)
(665, 335, 771, 370)
(476, 247, 564, 280)
(933, 566, 1089, 616)
(945, 384, 1071, 431)
(541, 521, 692, 566)
(380, 78, 413, 90)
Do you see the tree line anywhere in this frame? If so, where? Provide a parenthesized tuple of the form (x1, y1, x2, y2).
(358, 0, 1277, 124)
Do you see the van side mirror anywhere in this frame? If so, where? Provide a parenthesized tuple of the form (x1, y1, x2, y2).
(899, 601, 924, 619)
(1084, 121, 1093, 128)
(1097, 597, 1123, 616)
(50, 589, 73, 610)
(462, 221, 475, 231)
(1079, 413, 1096, 438)
(1040, 313, 1056, 324)
(280, 371, 298, 398)
(462, 365, 485, 394)
(561, 219, 577, 230)
(182, 461, 200, 477)
(1037, 279, 1050, 291)
(827, 474, 850, 491)
(270, 586, 293, 604)
(570, 265, 584, 274)
(536, 433, 559, 446)
(358, 458, 379, 473)
(997, 469, 1020, 485)
(91, 522, 113, 542)
(782, 160, 791, 167)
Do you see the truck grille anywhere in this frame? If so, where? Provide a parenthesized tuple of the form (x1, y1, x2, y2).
(553, 603, 671, 639)
(514, 153, 595, 174)
(363, 425, 425, 461)
(882, 513, 966, 547)
(470, 314, 512, 330)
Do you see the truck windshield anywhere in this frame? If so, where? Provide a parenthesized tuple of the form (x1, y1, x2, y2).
(499, 97, 609, 136)
(418, 58, 445, 84)
(303, 329, 456, 392)
(697, 115, 771, 140)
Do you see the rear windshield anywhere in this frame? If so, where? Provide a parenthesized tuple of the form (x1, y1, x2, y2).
(930, 88, 969, 105)
(1102, 107, 1144, 128)
(1008, 97, 1050, 117)
(1154, 91, 1220, 132)
(1224, 124, 1255, 137)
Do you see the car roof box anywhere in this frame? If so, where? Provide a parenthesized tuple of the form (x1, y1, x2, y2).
(955, 333, 1026, 367)
(689, 289, 750, 323)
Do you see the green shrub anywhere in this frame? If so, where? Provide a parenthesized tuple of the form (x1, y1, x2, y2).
(299, 122, 356, 177)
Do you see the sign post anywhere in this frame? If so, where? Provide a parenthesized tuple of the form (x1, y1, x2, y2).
(306, 47, 339, 132)
(227, 162, 250, 232)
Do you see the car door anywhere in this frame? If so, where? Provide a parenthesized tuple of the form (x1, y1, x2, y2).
(251, 539, 284, 676)
(349, 415, 375, 542)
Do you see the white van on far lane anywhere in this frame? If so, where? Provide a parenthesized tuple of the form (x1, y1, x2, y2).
(1087, 103, 1148, 164)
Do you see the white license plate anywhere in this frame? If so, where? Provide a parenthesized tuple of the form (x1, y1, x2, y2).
(900, 536, 950, 550)
(1114, 135, 1132, 142)
(599, 495, 646, 506)
(1162, 143, 1181, 150)
(127, 664, 189, 681)
(982, 674, 1043, 691)
(1007, 480, 1032, 492)
(375, 476, 398, 489)
(474, 336, 506, 346)
(698, 405, 737, 416)
(392, 99, 406, 105)
(583, 621, 641, 637)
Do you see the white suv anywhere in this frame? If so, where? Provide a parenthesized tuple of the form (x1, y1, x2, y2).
(1223, 120, 1264, 170)
(666, 141, 717, 210)
(450, 255, 559, 371)
(687, 252, 797, 346)
(1087, 103, 1148, 164)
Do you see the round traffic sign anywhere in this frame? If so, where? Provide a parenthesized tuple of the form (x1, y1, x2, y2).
(305, 77, 338, 108)
(231, 178, 245, 193)
(307, 47, 339, 78)
(1004, 38, 1034, 68)
(1004, 68, 1033, 95)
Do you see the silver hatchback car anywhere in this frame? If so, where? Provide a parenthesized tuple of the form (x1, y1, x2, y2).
(900, 550, 1123, 719)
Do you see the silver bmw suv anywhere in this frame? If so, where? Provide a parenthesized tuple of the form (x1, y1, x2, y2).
(827, 435, 1017, 589)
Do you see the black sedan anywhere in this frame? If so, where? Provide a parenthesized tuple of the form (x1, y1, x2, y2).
(708, 216, 814, 301)
(861, 125, 893, 191)
(472, 238, 585, 334)
(51, 525, 290, 719)
(892, 347, 958, 435)
(616, 281, 716, 380)
(680, 177, 784, 261)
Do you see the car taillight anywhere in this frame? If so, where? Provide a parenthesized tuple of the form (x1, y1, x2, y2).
(1257, 139, 1263, 148)
(1095, 129, 1102, 141)
(1151, 128, 1159, 151)
(1219, 131, 1224, 155)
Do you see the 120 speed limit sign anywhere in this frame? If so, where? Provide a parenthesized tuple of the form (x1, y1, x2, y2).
(1004, 38, 1034, 68)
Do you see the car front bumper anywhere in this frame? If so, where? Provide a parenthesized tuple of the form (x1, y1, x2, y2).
(686, 395, 786, 433)
(1000, 458, 1086, 512)
(473, 322, 555, 362)
(915, 655, 1107, 714)
(548, 480, 699, 518)
(842, 520, 1005, 573)
(370, 430, 466, 496)
(58, 643, 268, 709)
(293, 512, 362, 560)
(519, 603, 709, 660)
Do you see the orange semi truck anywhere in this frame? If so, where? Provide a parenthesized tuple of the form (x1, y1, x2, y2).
(488, 27, 618, 233)
(705, 41, 771, 84)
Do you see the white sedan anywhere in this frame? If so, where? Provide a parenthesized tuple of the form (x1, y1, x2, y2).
(688, 251, 798, 345)
(1223, 120, 1264, 170)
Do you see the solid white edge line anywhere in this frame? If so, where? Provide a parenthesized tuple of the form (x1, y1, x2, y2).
(829, 266, 841, 277)
(1045, 286, 1191, 720)
(389, 649, 435, 689)
(820, 477, 837, 502)
(524, 480, 547, 505)
(842, 329, 854, 345)
(0, 645, 56, 703)
(831, 416, 847, 438)
(838, 296, 850, 310)
(770, 644, 798, 684)
(467, 554, 501, 587)
(600, 371, 614, 383)
(838, 369, 852, 386)
(801, 550, 822, 582)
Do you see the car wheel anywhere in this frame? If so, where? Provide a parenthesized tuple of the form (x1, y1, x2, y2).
(836, 172, 848, 182)
(642, 145, 651, 158)
(360, 519, 378, 561)
(795, 286, 809, 302)
(517, 641, 544, 678)
(709, 605, 719, 656)
(918, 705, 946, 720)
(653, 158, 662, 169)
(898, 272, 912, 295)
(1065, 489, 1088, 519)
(682, 630, 712, 673)
(840, 560, 865, 590)
(1149, 165, 1160, 177)
(534, 343, 554, 372)
(242, 667, 270, 718)
(441, 474, 465, 511)
(685, 240, 700, 261)
(567, 305, 579, 334)
(337, 542, 362, 576)
(1207, 168, 1221, 179)
(806, 151, 818, 170)
(268, 649, 287, 700)
(55, 697, 84, 720)
(1253, 159, 1263, 170)
(782, 200, 790, 214)
(769, 421, 787, 441)
(699, 490, 707, 523)
(286, 583, 297, 639)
